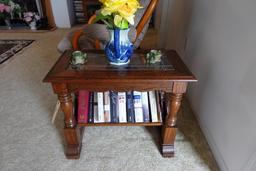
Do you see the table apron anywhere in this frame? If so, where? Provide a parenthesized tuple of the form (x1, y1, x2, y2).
(66, 81, 175, 92)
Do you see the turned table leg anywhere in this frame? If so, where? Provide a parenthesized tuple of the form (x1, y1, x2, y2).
(53, 83, 83, 159)
(162, 93, 183, 157)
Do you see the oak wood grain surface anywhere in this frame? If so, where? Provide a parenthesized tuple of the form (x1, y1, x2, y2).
(43, 49, 197, 159)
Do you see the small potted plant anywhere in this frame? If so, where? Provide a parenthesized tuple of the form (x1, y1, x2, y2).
(0, 2, 11, 29)
(23, 12, 40, 30)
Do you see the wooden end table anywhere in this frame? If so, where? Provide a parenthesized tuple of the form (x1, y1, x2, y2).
(43, 50, 197, 159)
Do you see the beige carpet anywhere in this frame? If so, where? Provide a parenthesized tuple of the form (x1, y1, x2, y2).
(0, 29, 219, 171)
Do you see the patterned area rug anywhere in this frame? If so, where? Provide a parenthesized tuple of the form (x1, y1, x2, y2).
(0, 40, 34, 64)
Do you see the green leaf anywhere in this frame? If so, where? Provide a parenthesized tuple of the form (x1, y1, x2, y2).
(92, 13, 114, 29)
(0, 0, 11, 5)
(92, 13, 107, 23)
(120, 19, 129, 29)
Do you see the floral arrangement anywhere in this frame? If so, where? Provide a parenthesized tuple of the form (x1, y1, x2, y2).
(0, 3, 11, 19)
(94, 0, 142, 29)
(0, 0, 21, 19)
(23, 12, 40, 24)
(9, 0, 21, 19)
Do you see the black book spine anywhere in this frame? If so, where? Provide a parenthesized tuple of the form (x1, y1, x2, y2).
(110, 91, 118, 123)
(126, 91, 135, 123)
(88, 92, 94, 123)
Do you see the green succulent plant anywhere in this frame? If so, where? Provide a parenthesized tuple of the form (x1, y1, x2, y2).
(146, 50, 162, 64)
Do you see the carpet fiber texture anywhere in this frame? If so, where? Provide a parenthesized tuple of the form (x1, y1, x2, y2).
(0, 29, 219, 171)
(0, 40, 34, 64)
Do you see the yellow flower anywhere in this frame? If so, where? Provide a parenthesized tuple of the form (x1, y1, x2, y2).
(114, 15, 123, 26)
(100, 0, 126, 16)
(100, 0, 142, 25)
(118, 0, 141, 25)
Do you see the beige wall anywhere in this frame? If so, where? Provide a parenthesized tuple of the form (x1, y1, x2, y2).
(157, 0, 193, 56)
(158, 0, 256, 170)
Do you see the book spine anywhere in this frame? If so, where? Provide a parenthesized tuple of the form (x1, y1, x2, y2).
(118, 92, 127, 123)
(93, 92, 99, 123)
(126, 91, 134, 123)
(110, 91, 118, 123)
(133, 91, 143, 123)
(159, 91, 165, 111)
(104, 91, 111, 122)
(134, 108, 143, 122)
(77, 90, 89, 123)
(141, 92, 150, 122)
(97, 92, 104, 123)
(73, 93, 78, 121)
(149, 91, 158, 122)
(155, 91, 163, 122)
(88, 92, 94, 123)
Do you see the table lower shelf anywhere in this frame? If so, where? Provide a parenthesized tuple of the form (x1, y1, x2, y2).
(78, 122, 162, 127)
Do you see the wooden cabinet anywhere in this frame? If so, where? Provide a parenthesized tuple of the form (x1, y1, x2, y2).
(43, 49, 197, 159)
(73, 0, 101, 23)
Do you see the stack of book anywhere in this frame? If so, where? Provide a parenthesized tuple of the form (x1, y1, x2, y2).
(77, 91, 162, 123)
(73, 0, 101, 24)
(73, 0, 86, 23)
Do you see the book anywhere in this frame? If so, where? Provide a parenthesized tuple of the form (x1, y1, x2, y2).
(97, 92, 105, 123)
(133, 91, 143, 122)
(104, 91, 111, 122)
(158, 91, 165, 111)
(77, 91, 89, 123)
(88, 92, 94, 123)
(110, 91, 118, 123)
(73, 93, 77, 123)
(93, 92, 98, 123)
(126, 91, 135, 123)
(149, 91, 158, 122)
(134, 108, 143, 122)
(141, 92, 150, 122)
(118, 92, 127, 123)
(75, 12, 85, 17)
(155, 91, 163, 122)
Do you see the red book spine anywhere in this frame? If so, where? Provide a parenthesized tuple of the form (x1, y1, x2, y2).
(78, 90, 89, 123)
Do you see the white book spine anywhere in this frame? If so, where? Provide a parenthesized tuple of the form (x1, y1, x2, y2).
(93, 92, 99, 123)
(118, 92, 127, 123)
(133, 91, 143, 123)
(149, 91, 158, 122)
(104, 91, 111, 122)
(134, 108, 143, 122)
(97, 92, 104, 123)
(133, 91, 142, 108)
(141, 92, 150, 122)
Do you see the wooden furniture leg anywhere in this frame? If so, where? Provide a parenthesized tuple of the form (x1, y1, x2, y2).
(162, 93, 183, 157)
(53, 83, 83, 159)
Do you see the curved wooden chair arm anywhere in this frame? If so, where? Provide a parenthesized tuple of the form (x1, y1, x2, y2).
(135, 0, 159, 42)
(72, 14, 100, 50)
(72, 30, 83, 50)
(72, 0, 159, 50)
(88, 15, 101, 49)
(88, 14, 96, 24)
